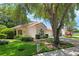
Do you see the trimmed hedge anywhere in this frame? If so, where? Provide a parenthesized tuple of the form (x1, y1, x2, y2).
(0, 34, 7, 39)
(1, 28, 15, 39)
(21, 36, 33, 42)
(15, 35, 33, 42)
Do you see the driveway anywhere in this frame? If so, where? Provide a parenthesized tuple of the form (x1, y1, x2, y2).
(36, 38, 79, 56)
(60, 38, 79, 45)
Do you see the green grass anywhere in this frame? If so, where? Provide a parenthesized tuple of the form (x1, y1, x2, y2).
(72, 33, 79, 37)
(0, 40, 36, 56)
(0, 39, 74, 56)
(67, 33, 79, 40)
(64, 33, 79, 40)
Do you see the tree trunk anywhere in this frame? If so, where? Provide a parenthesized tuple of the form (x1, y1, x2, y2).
(52, 26, 60, 48)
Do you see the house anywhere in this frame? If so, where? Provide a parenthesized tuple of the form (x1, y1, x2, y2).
(13, 22, 53, 38)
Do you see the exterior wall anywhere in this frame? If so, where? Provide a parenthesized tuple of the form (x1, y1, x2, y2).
(22, 28, 29, 36)
(35, 23, 46, 34)
(45, 30, 53, 38)
(27, 26, 36, 38)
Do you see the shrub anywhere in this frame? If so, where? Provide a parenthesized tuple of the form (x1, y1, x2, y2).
(0, 40, 9, 45)
(0, 25, 7, 32)
(15, 35, 22, 39)
(44, 34, 48, 38)
(1, 28, 15, 39)
(21, 36, 33, 42)
(0, 34, 7, 39)
(16, 35, 33, 42)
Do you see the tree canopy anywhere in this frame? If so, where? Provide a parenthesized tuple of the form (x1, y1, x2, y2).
(0, 4, 30, 28)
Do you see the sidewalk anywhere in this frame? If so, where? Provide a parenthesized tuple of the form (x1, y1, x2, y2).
(36, 46, 79, 56)
(36, 38, 79, 56)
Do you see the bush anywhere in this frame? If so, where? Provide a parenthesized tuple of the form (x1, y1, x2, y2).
(15, 35, 22, 39)
(21, 36, 33, 42)
(16, 35, 33, 42)
(0, 25, 7, 32)
(0, 34, 7, 39)
(0, 40, 9, 45)
(1, 28, 15, 39)
(44, 34, 48, 38)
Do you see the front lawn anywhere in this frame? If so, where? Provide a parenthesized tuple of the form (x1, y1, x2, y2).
(73, 33, 79, 37)
(68, 33, 79, 40)
(0, 40, 36, 56)
(0, 39, 75, 56)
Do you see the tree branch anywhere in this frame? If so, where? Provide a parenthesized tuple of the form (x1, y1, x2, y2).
(57, 4, 72, 31)
(55, 4, 59, 14)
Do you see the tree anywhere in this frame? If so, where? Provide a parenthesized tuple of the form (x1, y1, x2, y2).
(12, 4, 30, 25)
(25, 3, 79, 48)
(0, 4, 30, 27)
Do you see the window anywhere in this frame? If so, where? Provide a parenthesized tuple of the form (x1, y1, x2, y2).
(18, 30, 22, 35)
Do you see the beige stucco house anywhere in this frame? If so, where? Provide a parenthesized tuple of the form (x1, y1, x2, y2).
(13, 22, 53, 38)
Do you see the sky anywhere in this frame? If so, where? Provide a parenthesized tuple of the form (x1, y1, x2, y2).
(27, 14, 52, 29)
(75, 10, 79, 29)
(28, 11, 79, 30)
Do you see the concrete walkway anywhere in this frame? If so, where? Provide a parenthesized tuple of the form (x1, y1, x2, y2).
(36, 38, 79, 56)
(37, 46, 79, 56)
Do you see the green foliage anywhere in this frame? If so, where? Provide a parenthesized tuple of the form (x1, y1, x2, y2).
(0, 25, 7, 32)
(1, 28, 15, 39)
(0, 34, 7, 39)
(16, 35, 33, 42)
(0, 41, 36, 56)
(0, 4, 30, 28)
(73, 30, 79, 32)
(44, 34, 49, 38)
(15, 35, 22, 39)
(0, 39, 74, 56)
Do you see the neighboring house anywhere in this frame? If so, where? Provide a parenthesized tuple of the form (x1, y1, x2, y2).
(61, 26, 67, 36)
(13, 22, 53, 38)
